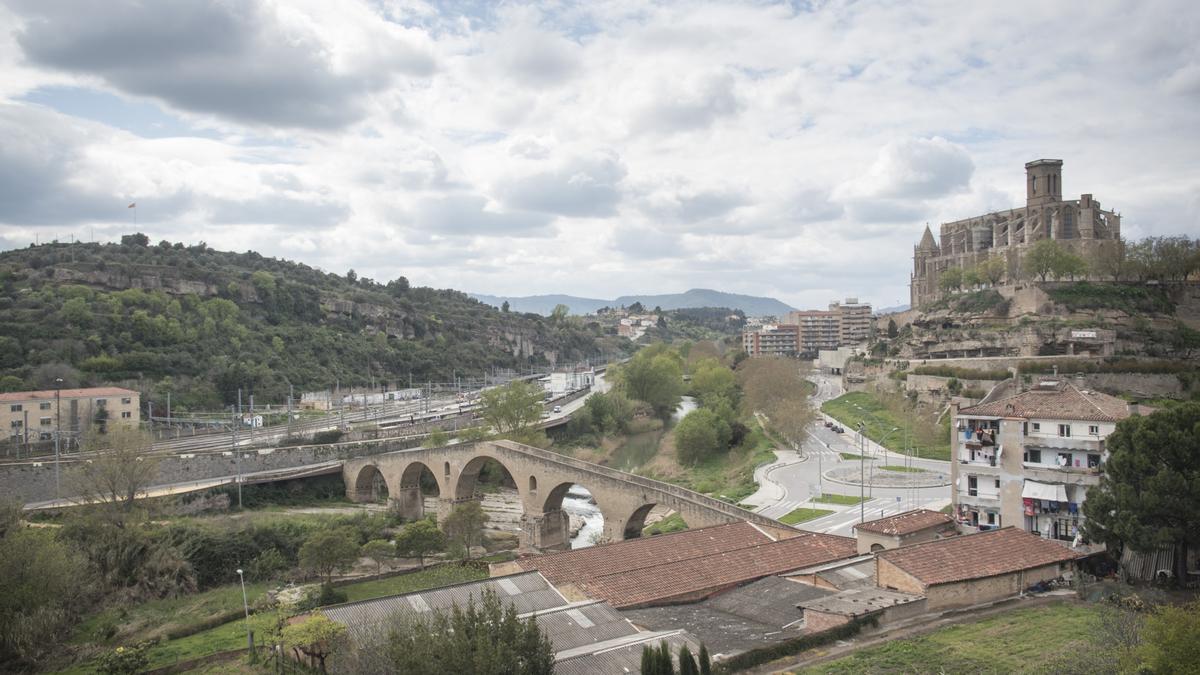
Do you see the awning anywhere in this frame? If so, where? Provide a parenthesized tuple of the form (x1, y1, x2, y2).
(1022, 480, 1068, 502)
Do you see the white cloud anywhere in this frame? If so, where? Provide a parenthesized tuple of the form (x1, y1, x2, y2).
(0, 0, 1197, 309)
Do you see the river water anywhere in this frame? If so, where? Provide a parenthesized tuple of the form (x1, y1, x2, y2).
(562, 485, 603, 548)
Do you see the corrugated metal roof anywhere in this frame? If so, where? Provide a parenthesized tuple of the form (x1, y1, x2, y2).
(705, 576, 830, 628)
(531, 602, 640, 655)
(554, 630, 704, 675)
(323, 571, 567, 632)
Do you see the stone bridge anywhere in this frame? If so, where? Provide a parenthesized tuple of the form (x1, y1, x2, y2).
(343, 439, 784, 552)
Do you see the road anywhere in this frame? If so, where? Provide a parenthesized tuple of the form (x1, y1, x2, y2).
(746, 371, 951, 537)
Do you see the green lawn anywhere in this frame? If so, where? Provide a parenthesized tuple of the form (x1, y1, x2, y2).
(838, 452, 873, 461)
(780, 507, 835, 525)
(805, 603, 1099, 674)
(812, 493, 866, 505)
(880, 465, 922, 473)
(644, 513, 690, 536)
(822, 392, 950, 461)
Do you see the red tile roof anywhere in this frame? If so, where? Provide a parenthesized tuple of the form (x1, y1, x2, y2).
(0, 387, 139, 402)
(877, 527, 1080, 587)
(517, 523, 856, 608)
(959, 382, 1137, 423)
(854, 509, 954, 537)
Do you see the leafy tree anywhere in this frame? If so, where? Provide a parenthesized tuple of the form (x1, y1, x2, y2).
(0, 528, 89, 668)
(442, 500, 488, 559)
(938, 267, 963, 294)
(1133, 598, 1200, 673)
(73, 426, 161, 522)
(299, 527, 361, 584)
(1054, 250, 1088, 280)
(961, 266, 982, 289)
(1023, 239, 1065, 282)
(281, 613, 346, 674)
(1083, 402, 1200, 577)
(691, 358, 737, 403)
(394, 518, 446, 569)
(360, 539, 395, 574)
(886, 319, 898, 339)
(550, 303, 570, 323)
(0, 375, 22, 393)
(674, 408, 731, 465)
(1095, 238, 1128, 281)
(120, 233, 150, 247)
(423, 429, 450, 448)
(981, 255, 1007, 286)
(480, 379, 544, 436)
(617, 348, 685, 419)
(346, 269, 358, 283)
(347, 589, 552, 675)
(501, 300, 510, 313)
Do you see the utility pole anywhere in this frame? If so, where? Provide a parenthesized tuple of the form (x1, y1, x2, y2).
(858, 421, 865, 523)
(166, 392, 171, 435)
(249, 394, 255, 447)
(235, 389, 242, 509)
(287, 383, 294, 440)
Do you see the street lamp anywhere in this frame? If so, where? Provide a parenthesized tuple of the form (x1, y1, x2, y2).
(54, 377, 63, 500)
(236, 568, 253, 654)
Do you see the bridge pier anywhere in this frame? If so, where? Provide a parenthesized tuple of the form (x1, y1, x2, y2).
(520, 509, 571, 553)
(392, 485, 424, 521)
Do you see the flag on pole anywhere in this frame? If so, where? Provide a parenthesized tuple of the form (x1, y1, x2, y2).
(127, 203, 136, 208)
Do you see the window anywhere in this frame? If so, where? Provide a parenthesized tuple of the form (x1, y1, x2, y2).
(9, 404, 21, 412)
(1025, 449, 1042, 464)
(1058, 424, 1071, 437)
(967, 476, 978, 497)
(40, 417, 51, 426)
(995, 479, 1001, 489)
(39, 402, 51, 410)
(121, 397, 132, 405)
(9, 420, 21, 428)
(121, 412, 132, 419)
(987, 512, 996, 525)
(95, 399, 107, 407)
(1057, 452, 1072, 467)
(1088, 454, 1101, 469)
(1088, 425, 1099, 435)
(1031, 422, 1041, 432)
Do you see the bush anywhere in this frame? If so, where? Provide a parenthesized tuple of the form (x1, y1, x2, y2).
(912, 365, 1009, 380)
(95, 643, 150, 675)
(296, 584, 348, 611)
(715, 615, 877, 673)
(312, 430, 344, 444)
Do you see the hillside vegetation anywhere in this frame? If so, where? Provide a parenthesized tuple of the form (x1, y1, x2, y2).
(0, 237, 627, 409)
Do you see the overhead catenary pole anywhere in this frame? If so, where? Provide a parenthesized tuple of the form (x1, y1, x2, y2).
(54, 378, 63, 500)
(235, 388, 242, 509)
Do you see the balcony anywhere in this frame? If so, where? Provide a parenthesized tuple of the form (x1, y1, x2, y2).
(1024, 435, 1105, 452)
(1023, 463, 1101, 483)
(958, 491, 1001, 509)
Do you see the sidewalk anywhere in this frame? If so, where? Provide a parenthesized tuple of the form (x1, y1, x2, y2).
(740, 448, 803, 510)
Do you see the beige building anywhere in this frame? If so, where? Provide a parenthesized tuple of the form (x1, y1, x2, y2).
(782, 298, 873, 357)
(830, 298, 872, 345)
(741, 324, 800, 357)
(911, 159, 1122, 308)
(950, 381, 1142, 541)
(853, 509, 958, 554)
(1, 386, 140, 443)
(876, 527, 1079, 611)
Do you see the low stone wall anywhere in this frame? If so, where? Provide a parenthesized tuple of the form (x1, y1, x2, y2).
(906, 375, 1000, 394)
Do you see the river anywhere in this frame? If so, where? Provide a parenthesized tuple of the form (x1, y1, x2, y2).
(562, 485, 603, 548)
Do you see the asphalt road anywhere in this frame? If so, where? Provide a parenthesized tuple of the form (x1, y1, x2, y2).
(753, 372, 952, 536)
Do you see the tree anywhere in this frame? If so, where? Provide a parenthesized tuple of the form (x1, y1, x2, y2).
(345, 589, 553, 675)
(1023, 239, 1065, 282)
(281, 613, 346, 674)
(886, 318, 898, 339)
(1133, 598, 1200, 673)
(1054, 250, 1088, 280)
(480, 380, 544, 436)
(120, 233, 150, 247)
(698, 643, 712, 675)
(938, 267, 962, 294)
(961, 266, 982, 289)
(346, 269, 358, 283)
(394, 518, 446, 569)
(442, 501, 488, 559)
(1083, 403, 1200, 578)
(360, 539, 395, 575)
(678, 645, 699, 675)
(674, 409, 731, 465)
(0, 375, 23, 393)
(0, 528, 89, 668)
(616, 348, 685, 419)
(691, 358, 737, 403)
(501, 300, 510, 313)
(550, 303, 570, 323)
(981, 255, 1007, 286)
(299, 527, 361, 584)
(73, 426, 161, 521)
(1095, 238, 1128, 281)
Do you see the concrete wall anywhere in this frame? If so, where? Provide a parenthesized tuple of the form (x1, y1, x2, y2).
(804, 609, 852, 633)
(876, 558, 926, 596)
(856, 525, 955, 554)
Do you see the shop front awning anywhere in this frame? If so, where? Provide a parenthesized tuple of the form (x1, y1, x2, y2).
(1022, 480, 1068, 502)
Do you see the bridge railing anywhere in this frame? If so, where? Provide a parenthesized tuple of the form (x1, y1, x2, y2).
(488, 440, 784, 528)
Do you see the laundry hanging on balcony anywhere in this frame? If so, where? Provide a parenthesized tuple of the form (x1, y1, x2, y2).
(1021, 480, 1068, 502)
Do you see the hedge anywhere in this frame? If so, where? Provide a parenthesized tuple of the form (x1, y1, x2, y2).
(715, 614, 879, 673)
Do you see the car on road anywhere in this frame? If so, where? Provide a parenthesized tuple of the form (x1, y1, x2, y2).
(832, 425, 845, 433)
(552, 405, 562, 413)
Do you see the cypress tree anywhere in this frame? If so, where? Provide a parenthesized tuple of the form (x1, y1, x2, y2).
(659, 641, 675, 675)
(641, 645, 656, 675)
(678, 645, 699, 675)
(698, 643, 712, 675)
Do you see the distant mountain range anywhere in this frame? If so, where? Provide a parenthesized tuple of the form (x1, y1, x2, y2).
(471, 288, 796, 317)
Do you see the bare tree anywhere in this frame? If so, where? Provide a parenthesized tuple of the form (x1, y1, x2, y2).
(72, 426, 160, 521)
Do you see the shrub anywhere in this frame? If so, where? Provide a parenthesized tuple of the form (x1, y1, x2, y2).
(312, 430, 344, 444)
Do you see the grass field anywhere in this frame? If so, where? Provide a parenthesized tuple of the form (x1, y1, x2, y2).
(804, 603, 1099, 674)
(644, 512, 690, 536)
(780, 507, 834, 525)
(880, 465, 922, 473)
(812, 493, 866, 505)
(839, 452, 873, 461)
(821, 392, 950, 461)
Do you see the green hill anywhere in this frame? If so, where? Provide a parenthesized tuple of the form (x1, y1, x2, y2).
(0, 237, 628, 411)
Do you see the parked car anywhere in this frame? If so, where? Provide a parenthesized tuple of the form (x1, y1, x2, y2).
(823, 421, 834, 428)
(832, 425, 845, 433)
(552, 405, 562, 413)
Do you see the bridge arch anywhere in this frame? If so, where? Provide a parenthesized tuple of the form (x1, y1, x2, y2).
(453, 454, 520, 502)
(350, 463, 390, 503)
(389, 460, 442, 522)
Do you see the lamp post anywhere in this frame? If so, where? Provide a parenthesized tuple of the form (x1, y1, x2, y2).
(54, 377, 63, 500)
(236, 568, 254, 654)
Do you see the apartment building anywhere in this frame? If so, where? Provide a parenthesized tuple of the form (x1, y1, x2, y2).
(741, 324, 800, 357)
(830, 298, 872, 345)
(950, 380, 1140, 541)
(786, 310, 841, 355)
(1, 386, 140, 443)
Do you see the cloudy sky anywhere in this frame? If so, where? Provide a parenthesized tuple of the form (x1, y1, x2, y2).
(1, 1, 1197, 310)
